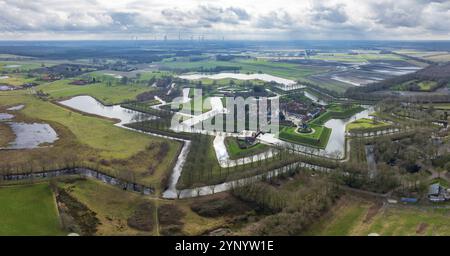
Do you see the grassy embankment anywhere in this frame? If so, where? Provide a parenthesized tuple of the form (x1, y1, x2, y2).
(309, 104, 365, 125)
(224, 137, 270, 160)
(278, 124, 332, 149)
(346, 118, 391, 132)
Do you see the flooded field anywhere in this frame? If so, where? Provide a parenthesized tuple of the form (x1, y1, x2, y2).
(4, 122, 58, 149)
(1, 111, 59, 149)
(179, 72, 297, 87)
(309, 60, 421, 86)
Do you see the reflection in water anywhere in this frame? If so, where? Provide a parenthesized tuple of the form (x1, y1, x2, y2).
(0, 85, 13, 91)
(59, 96, 155, 125)
(324, 107, 373, 156)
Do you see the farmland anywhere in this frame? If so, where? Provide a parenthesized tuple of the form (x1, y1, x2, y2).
(0, 183, 63, 236)
(0, 39, 448, 238)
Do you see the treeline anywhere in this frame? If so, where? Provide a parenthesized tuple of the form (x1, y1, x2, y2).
(232, 172, 340, 235)
(125, 119, 192, 141)
(121, 102, 172, 118)
(135, 87, 182, 103)
(162, 65, 241, 73)
(333, 161, 400, 194)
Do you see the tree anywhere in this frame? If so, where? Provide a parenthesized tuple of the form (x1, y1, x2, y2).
(121, 76, 129, 85)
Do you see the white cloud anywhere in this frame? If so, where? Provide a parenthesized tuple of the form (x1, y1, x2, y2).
(0, 0, 449, 40)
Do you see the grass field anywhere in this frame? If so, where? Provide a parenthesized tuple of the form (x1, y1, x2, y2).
(346, 118, 391, 131)
(278, 124, 331, 148)
(305, 195, 450, 236)
(0, 92, 181, 189)
(0, 183, 64, 235)
(0, 74, 38, 87)
(38, 79, 155, 105)
(224, 137, 270, 160)
(392, 80, 440, 92)
(418, 81, 438, 91)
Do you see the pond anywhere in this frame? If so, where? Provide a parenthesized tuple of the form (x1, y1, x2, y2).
(179, 72, 297, 87)
(59, 96, 156, 125)
(7, 105, 24, 111)
(6, 122, 59, 149)
(323, 107, 374, 156)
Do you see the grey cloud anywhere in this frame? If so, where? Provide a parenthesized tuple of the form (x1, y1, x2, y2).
(256, 11, 293, 29)
(371, 2, 421, 28)
(0, 0, 449, 40)
(310, 4, 348, 24)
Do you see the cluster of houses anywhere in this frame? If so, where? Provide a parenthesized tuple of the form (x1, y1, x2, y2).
(282, 104, 324, 125)
(281, 96, 325, 123)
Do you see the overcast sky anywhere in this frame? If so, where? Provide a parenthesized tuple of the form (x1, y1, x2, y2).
(1, 0, 449, 40)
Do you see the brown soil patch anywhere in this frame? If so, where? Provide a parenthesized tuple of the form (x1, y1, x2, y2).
(416, 223, 429, 235)
(363, 202, 383, 223)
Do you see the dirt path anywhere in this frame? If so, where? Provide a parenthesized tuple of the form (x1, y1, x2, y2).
(154, 200, 160, 236)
